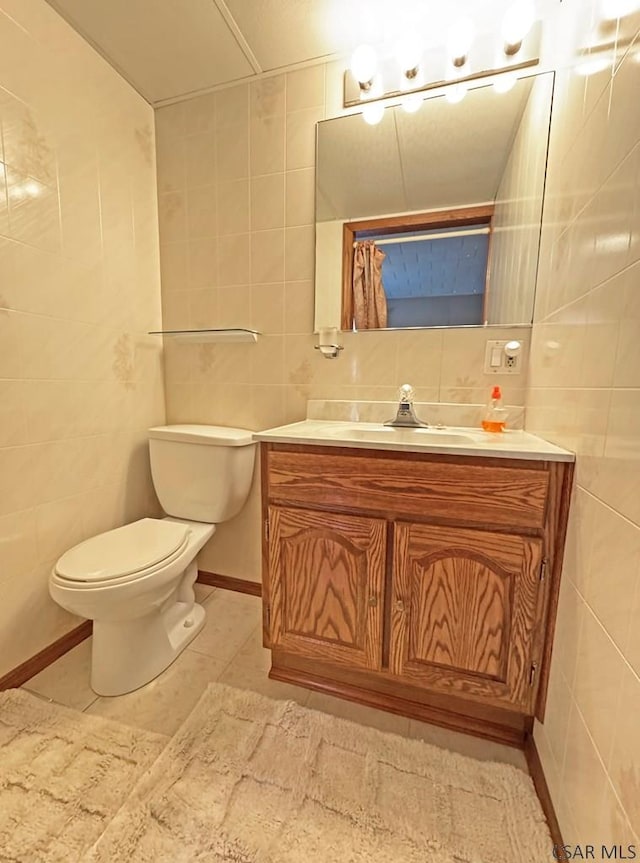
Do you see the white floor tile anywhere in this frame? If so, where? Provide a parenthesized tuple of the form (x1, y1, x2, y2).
(24, 639, 98, 711)
(84, 648, 227, 736)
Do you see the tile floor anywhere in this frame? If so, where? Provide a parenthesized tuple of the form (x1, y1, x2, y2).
(23, 586, 528, 770)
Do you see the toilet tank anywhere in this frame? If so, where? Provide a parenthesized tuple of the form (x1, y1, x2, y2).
(148, 425, 256, 524)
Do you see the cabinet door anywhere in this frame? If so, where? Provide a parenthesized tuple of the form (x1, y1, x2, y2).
(268, 506, 386, 670)
(390, 522, 543, 712)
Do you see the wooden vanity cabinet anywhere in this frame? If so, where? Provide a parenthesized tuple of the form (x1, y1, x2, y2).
(260, 443, 573, 747)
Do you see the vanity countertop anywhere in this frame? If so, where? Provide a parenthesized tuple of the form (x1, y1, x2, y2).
(253, 420, 575, 462)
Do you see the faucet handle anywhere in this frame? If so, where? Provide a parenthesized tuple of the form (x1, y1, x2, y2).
(398, 383, 415, 404)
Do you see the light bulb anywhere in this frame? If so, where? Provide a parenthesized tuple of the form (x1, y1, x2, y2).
(493, 71, 517, 93)
(401, 93, 422, 114)
(362, 102, 385, 125)
(396, 34, 422, 79)
(350, 44, 378, 86)
(447, 16, 475, 65)
(502, 0, 535, 53)
(445, 83, 467, 104)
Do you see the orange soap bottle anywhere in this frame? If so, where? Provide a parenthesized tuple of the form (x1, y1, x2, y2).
(482, 385, 507, 433)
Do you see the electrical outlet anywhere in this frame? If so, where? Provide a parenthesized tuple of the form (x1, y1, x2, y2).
(483, 340, 523, 375)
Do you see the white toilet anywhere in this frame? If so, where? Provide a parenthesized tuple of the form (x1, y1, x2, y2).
(49, 424, 256, 697)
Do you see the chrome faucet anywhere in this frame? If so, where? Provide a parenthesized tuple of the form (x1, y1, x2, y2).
(384, 384, 429, 428)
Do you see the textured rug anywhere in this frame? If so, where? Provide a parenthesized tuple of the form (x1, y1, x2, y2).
(0, 688, 167, 863)
(82, 683, 551, 863)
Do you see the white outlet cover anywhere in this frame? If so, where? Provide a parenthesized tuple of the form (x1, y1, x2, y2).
(484, 340, 523, 375)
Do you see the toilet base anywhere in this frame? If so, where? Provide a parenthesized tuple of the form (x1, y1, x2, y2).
(90, 597, 206, 696)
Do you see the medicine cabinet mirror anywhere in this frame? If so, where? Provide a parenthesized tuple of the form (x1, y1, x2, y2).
(314, 71, 554, 332)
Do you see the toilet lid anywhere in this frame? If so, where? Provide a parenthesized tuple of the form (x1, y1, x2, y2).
(55, 518, 190, 583)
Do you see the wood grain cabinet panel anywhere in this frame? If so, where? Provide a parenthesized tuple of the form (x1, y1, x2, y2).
(268, 506, 386, 671)
(390, 522, 543, 712)
(261, 443, 574, 746)
(268, 449, 548, 530)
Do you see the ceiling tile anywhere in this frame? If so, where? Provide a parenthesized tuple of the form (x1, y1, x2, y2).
(47, 0, 255, 103)
(223, 0, 352, 71)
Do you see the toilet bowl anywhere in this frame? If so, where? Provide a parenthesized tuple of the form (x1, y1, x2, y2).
(49, 425, 256, 696)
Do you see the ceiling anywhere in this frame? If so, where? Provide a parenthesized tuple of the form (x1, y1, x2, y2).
(45, 0, 561, 106)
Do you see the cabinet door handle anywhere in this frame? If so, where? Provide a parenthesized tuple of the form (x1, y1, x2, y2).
(368, 596, 378, 607)
(394, 600, 405, 613)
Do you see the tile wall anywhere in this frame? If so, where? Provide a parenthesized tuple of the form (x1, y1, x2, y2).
(155, 65, 529, 581)
(0, 0, 164, 675)
(528, 0, 640, 846)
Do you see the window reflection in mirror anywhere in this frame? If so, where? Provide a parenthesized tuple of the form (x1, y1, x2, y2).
(314, 72, 554, 332)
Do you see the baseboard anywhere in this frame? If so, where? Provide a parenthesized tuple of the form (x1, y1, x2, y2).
(197, 570, 262, 597)
(524, 734, 564, 851)
(0, 621, 93, 691)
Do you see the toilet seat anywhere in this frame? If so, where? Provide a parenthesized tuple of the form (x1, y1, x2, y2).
(53, 518, 191, 588)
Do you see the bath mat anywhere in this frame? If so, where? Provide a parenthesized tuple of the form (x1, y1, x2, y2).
(82, 682, 551, 863)
(0, 688, 167, 863)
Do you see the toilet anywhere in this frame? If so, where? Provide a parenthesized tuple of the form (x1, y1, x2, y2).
(49, 424, 256, 697)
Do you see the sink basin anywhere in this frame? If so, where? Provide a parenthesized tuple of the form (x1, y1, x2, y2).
(324, 424, 477, 446)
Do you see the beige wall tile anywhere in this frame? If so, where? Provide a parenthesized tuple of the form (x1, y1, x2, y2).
(217, 284, 251, 329)
(187, 184, 217, 238)
(187, 237, 217, 289)
(215, 84, 249, 127)
(584, 501, 640, 650)
(251, 228, 285, 284)
(250, 76, 285, 119)
(287, 66, 325, 112)
(251, 282, 285, 334)
(608, 661, 640, 838)
(286, 107, 322, 170)
(573, 609, 626, 764)
(530, 5, 640, 842)
(159, 242, 188, 292)
(7, 169, 61, 252)
(562, 701, 609, 844)
(285, 167, 315, 227)
(614, 259, 640, 387)
(158, 190, 187, 242)
(217, 178, 250, 235)
(251, 173, 285, 230)
(185, 131, 216, 188)
(218, 233, 251, 286)
(184, 92, 217, 135)
(216, 123, 249, 180)
(284, 225, 314, 281)
(284, 279, 314, 334)
(250, 114, 285, 176)
(0, 0, 164, 676)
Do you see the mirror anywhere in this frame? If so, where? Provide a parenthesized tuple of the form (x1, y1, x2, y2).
(314, 71, 554, 331)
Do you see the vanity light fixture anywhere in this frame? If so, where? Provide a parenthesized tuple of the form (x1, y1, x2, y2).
(396, 34, 423, 85)
(363, 101, 385, 124)
(401, 92, 423, 113)
(447, 16, 475, 68)
(502, 0, 536, 56)
(344, 9, 541, 118)
(445, 82, 467, 104)
(350, 44, 378, 92)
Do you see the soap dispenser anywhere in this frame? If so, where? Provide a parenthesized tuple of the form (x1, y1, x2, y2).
(482, 385, 508, 433)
